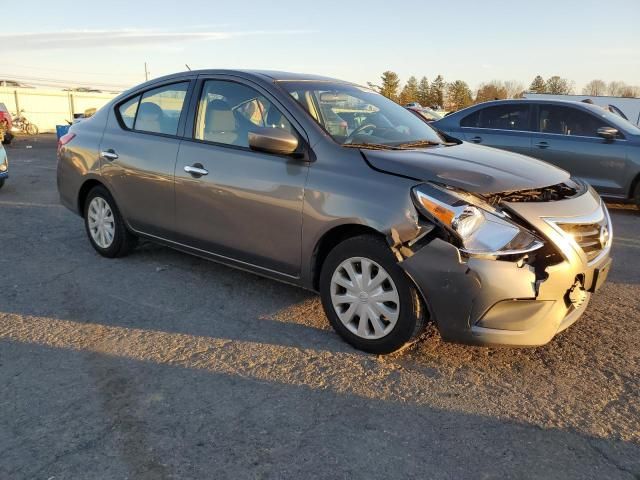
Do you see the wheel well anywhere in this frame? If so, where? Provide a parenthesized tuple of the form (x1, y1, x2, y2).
(311, 224, 384, 290)
(77, 179, 104, 217)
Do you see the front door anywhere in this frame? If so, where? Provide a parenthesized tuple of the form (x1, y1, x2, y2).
(174, 78, 308, 277)
(459, 103, 533, 157)
(531, 104, 629, 196)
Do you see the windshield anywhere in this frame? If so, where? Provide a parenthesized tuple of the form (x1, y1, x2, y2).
(279, 81, 444, 148)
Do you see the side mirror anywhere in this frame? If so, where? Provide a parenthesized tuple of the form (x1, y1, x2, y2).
(248, 128, 299, 155)
(597, 126, 618, 141)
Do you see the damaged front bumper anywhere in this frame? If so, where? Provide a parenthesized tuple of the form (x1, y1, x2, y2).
(399, 188, 612, 347)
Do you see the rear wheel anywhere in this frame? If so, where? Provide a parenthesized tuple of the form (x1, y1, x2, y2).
(634, 182, 640, 210)
(0, 179, 4, 190)
(26, 123, 38, 135)
(319, 235, 426, 354)
(83, 185, 137, 258)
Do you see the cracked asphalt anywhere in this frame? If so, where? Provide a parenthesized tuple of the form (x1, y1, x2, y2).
(1, 134, 639, 479)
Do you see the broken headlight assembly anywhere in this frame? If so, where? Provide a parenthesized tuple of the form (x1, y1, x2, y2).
(411, 183, 544, 256)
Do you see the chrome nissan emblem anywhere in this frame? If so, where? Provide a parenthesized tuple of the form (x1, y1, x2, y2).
(599, 226, 610, 249)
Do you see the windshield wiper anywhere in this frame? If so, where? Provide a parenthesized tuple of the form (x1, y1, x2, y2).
(394, 140, 443, 149)
(342, 142, 401, 150)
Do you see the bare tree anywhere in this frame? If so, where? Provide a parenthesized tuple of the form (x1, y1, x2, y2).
(503, 80, 524, 99)
(620, 85, 640, 98)
(608, 81, 627, 97)
(583, 79, 607, 96)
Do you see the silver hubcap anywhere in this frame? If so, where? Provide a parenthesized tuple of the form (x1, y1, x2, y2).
(87, 197, 115, 249)
(330, 257, 400, 340)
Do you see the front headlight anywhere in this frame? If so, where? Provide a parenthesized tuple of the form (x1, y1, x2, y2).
(411, 183, 543, 256)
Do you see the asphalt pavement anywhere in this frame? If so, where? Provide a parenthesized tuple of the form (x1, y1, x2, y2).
(1, 134, 639, 479)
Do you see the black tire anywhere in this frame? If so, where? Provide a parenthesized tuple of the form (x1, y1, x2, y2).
(319, 234, 426, 354)
(83, 185, 137, 258)
(0, 179, 4, 190)
(2, 133, 12, 145)
(634, 183, 640, 210)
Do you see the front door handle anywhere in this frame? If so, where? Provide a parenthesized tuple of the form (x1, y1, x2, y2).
(535, 141, 549, 149)
(100, 149, 119, 161)
(470, 136, 482, 143)
(184, 163, 208, 177)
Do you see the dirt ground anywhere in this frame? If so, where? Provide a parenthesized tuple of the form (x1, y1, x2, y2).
(1, 135, 639, 479)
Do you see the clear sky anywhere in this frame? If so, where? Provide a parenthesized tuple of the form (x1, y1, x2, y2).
(2, 0, 639, 92)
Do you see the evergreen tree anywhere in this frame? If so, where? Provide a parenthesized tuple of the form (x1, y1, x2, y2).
(529, 75, 546, 93)
(429, 75, 446, 108)
(399, 76, 419, 105)
(379, 71, 401, 102)
(417, 76, 430, 107)
(447, 80, 473, 111)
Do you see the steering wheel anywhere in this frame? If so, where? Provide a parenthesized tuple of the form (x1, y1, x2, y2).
(345, 123, 377, 143)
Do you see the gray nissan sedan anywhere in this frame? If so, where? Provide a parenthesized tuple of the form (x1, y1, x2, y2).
(57, 70, 613, 354)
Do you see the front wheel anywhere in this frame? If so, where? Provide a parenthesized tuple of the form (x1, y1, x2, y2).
(84, 185, 137, 258)
(319, 235, 426, 354)
(26, 123, 38, 135)
(634, 183, 640, 210)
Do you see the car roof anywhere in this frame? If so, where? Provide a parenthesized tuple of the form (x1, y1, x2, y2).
(147, 69, 349, 84)
(440, 98, 607, 120)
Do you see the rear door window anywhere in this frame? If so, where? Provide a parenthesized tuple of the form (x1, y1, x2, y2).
(117, 82, 189, 135)
(134, 83, 189, 135)
(464, 104, 531, 131)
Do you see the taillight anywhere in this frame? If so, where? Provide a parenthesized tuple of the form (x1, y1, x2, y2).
(57, 132, 75, 153)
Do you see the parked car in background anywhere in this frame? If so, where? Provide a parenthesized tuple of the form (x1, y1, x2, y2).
(0, 103, 13, 144)
(434, 99, 640, 207)
(0, 142, 8, 189)
(405, 102, 422, 108)
(0, 79, 35, 88)
(406, 106, 443, 123)
(58, 70, 612, 353)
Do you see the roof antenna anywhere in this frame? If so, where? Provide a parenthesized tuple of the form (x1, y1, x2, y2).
(185, 64, 192, 71)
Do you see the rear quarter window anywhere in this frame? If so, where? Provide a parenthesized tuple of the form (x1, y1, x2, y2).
(118, 96, 140, 129)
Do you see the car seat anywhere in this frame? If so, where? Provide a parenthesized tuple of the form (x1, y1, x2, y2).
(203, 99, 239, 145)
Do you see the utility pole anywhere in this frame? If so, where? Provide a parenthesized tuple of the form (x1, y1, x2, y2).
(144, 62, 149, 82)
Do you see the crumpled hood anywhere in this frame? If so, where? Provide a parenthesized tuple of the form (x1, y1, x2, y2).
(362, 142, 570, 194)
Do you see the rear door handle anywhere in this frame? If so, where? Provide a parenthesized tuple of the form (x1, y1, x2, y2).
(535, 141, 549, 149)
(100, 149, 119, 161)
(470, 136, 482, 143)
(184, 164, 208, 177)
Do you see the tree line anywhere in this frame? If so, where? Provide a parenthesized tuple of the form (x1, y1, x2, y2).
(368, 71, 640, 112)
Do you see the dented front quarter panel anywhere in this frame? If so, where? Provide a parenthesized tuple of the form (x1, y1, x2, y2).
(300, 140, 424, 286)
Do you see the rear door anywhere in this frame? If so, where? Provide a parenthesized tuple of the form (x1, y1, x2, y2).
(530, 104, 629, 196)
(99, 80, 193, 237)
(458, 103, 533, 156)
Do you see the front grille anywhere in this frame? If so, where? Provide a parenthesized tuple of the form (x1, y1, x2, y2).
(556, 214, 611, 262)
